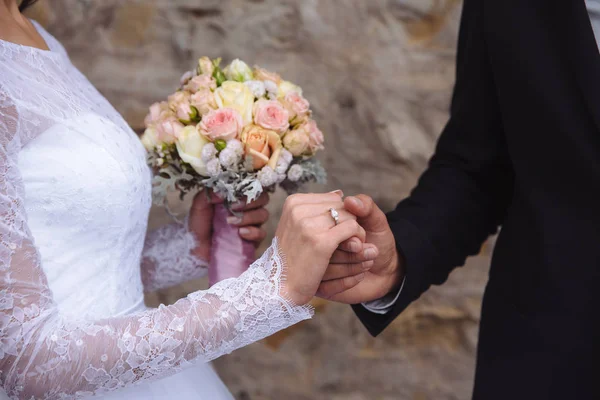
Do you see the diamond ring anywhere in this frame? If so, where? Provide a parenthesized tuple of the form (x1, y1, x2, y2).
(329, 207, 340, 226)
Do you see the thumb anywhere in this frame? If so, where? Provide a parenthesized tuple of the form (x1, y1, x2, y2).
(344, 194, 389, 233)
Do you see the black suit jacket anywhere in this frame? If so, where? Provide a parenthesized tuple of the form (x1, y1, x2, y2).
(353, 1, 600, 398)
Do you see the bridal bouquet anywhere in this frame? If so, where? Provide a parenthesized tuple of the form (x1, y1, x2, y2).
(141, 57, 326, 285)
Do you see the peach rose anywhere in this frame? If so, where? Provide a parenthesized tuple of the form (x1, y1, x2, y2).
(282, 92, 310, 124)
(253, 66, 282, 84)
(191, 89, 218, 116)
(241, 124, 283, 170)
(199, 108, 244, 142)
(185, 74, 217, 93)
(282, 126, 310, 156)
(253, 99, 290, 135)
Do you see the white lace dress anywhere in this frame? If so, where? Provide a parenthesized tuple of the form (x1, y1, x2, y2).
(0, 21, 313, 400)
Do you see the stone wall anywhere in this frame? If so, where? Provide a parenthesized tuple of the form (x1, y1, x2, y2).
(28, 1, 494, 399)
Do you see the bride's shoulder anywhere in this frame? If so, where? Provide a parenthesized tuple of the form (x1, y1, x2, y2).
(28, 19, 69, 59)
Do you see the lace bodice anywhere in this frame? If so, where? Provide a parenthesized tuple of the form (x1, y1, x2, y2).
(0, 21, 312, 399)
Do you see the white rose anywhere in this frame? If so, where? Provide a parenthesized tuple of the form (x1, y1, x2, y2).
(141, 127, 160, 151)
(244, 80, 267, 98)
(224, 59, 254, 82)
(175, 125, 210, 176)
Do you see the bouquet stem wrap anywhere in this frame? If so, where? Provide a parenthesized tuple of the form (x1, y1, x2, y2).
(209, 203, 256, 286)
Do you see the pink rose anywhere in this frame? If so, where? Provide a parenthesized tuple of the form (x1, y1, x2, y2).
(282, 92, 310, 124)
(253, 66, 282, 84)
(199, 108, 244, 142)
(185, 74, 217, 93)
(305, 120, 324, 153)
(168, 91, 194, 121)
(191, 89, 217, 116)
(144, 101, 170, 128)
(253, 99, 290, 135)
(155, 115, 184, 144)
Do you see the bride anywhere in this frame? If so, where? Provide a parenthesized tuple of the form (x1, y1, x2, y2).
(0, 1, 373, 399)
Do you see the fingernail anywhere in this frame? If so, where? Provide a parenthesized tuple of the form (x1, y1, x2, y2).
(364, 248, 377, 260)
(239, 227, 251, 236)
(329, 189, 344, 197)
(349, 196, 363, 208)
(356, 273, 366, 282)
(348, 238, 361, 252)
(227, 216, 243, 225)
(362, 260, 374, 270)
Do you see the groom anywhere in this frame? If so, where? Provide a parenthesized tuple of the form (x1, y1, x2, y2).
(320, 0, 600, 399)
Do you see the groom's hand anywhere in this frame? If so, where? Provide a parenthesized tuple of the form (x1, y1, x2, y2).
(317, 194, 405, 304)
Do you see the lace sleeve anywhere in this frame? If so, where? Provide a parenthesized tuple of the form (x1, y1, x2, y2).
(0, 92, 313, 399)
(141, 220, 209, 292)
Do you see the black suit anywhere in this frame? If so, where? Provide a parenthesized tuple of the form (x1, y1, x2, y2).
(353, 1, 600, 398)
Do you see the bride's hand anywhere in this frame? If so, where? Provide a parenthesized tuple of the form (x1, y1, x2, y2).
(189, 191, 271, 261)
(276, 191, 369, 306)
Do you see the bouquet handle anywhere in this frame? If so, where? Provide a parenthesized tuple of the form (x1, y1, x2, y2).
(209, 203, 256, 286)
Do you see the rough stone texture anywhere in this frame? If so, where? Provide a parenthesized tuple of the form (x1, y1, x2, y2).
(27, 1, 494, 399)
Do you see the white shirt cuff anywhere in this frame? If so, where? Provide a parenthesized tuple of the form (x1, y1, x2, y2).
(361, 277, 405, 315)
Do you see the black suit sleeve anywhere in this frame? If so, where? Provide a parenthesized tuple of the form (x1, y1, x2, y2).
(353, 0, 514, 336)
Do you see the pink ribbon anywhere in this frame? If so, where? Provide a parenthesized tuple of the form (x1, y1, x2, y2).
(208, 203, 256, 286)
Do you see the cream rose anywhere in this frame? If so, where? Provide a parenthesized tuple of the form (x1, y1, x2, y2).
(176, 125, 210, 176)
(253, 66, 282, 84)
(281, 92, 310, 124)
(253, 99, 290, 135)
(241, 124, 283, 170)
(141, 127, 160, 150)
(185, 74, 217, 93)
(191, 89, 218, 116)
(198, 56, 215, 76)
(282, 125, 310, 156)
(278, 80, 303, 98)
(199, 107, 244, 142)
(214, 81, 255, 125)
(224, 59, 254, 82)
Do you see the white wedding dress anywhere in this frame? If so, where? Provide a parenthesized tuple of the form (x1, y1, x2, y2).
(0, 21, 313, 400)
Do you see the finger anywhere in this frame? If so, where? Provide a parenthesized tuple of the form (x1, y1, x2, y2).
(317, 273, 365, 299)
(338, 237, 363, 253)
(228, 208, 270, 227)
(325, 219, 367, 246)
(231, 192, 270, 211)
(207, 190, 225, 205)
(330, 244, 379, 263)
(322, 261, 373, 281)
(190, 190, 213, 212)
(344, 195, 389, 233)
(239, 226, 267, 244)
(284, 191, 344, 208)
